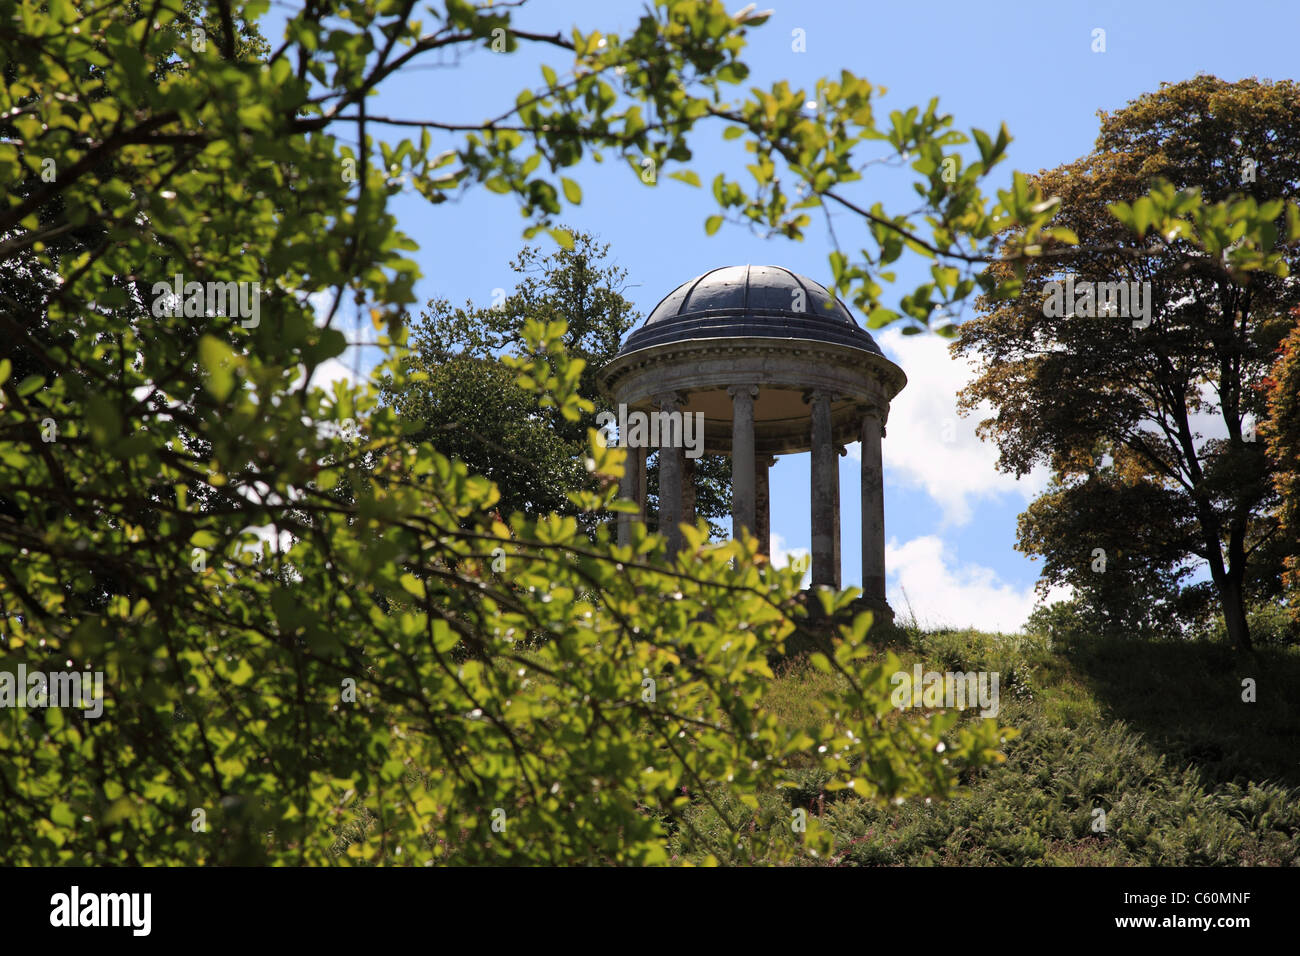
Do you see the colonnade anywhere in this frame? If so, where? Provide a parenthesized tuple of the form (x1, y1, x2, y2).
(615, 387, 887, 603)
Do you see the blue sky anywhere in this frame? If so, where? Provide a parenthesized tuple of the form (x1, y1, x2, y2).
(276, 0, 1299, 630)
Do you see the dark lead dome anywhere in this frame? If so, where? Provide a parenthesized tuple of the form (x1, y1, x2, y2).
(620, 264, 883, 356)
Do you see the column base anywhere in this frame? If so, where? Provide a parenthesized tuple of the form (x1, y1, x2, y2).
(800, 593, 895, 627)
(848, 595, 895, 627)
(772, 590, 897, 658)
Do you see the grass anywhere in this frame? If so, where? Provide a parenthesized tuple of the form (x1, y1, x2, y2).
(328, 619, 1299, 865)
(671, 623, 1300, 865)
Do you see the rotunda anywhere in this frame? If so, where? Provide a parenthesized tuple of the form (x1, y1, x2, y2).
(599, 265, 906, 615)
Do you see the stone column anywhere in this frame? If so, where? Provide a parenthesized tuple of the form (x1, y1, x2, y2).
(755, 455, 774, 556)
(617, 437, 641, 547)
(636, 445, 647, 523)
(618, 444, 646, 547)
(654, 392, 685, 555)
(808, 389, 840, 589)
(682, 455, 697, 528)
(728, 385, 758, 541)
(860, 403, 886, 604)
(834, 445, 846, 580)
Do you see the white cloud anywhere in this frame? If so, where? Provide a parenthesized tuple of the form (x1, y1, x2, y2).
(768, 532, 810, 585)
(302, 289, 372, 390)
(862, 328, 1050, 526)
(307, 289, 338, 325)
(886, 534, 1071, 633)
(309, 357, 362, 392)
(238, 521, 295, 558)
(1184, 381, 1234, 444)
(284, 356, 364, 397)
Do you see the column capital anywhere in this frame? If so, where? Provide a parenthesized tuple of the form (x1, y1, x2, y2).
(856, 401, 889, 438)
(727, 383, 760, 401)
(803, 387, 838, 406)
(855, 399, 887, 420)
(652, 390, 685, 411)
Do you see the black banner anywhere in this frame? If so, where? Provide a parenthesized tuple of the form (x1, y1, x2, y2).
(0, 865, 1290, 942)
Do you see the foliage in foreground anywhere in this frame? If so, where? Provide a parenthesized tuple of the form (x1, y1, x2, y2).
(2, 0, 1060, 865)
(1, 310, 1014, 864)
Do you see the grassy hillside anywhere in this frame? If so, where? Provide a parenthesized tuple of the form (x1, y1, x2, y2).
(671, 624, 1300, 865)
(329, 621, 1298, 864)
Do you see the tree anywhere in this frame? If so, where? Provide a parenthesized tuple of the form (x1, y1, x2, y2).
(954, 76, 1300, 651)
(382, 239, 606, 527)
(1263, 311, 1300, 625)
(385, 232, 734, 537)
(0, 0, 1031, 865)
(388, 233, 736, 538)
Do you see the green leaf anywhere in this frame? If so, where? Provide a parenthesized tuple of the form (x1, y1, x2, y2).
(50, 802, 76, 828)
(86, 400, 123, 447)
(199, 335, 238, 401)
(228, 660, 254, 686)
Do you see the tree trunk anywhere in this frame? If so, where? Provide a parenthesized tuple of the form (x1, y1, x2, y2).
(1218, 573, 1252, 652)
(1195, 501, 1253, 652)
(1224, 521, 1253, 653)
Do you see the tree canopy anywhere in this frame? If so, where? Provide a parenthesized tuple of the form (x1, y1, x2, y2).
(1264, 312, 1300, 627)
(954, 76, 1300, 650)
(383, 233, 633, 530)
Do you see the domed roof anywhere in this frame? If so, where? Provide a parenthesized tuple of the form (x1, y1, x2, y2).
(619, 265, 882, 356)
